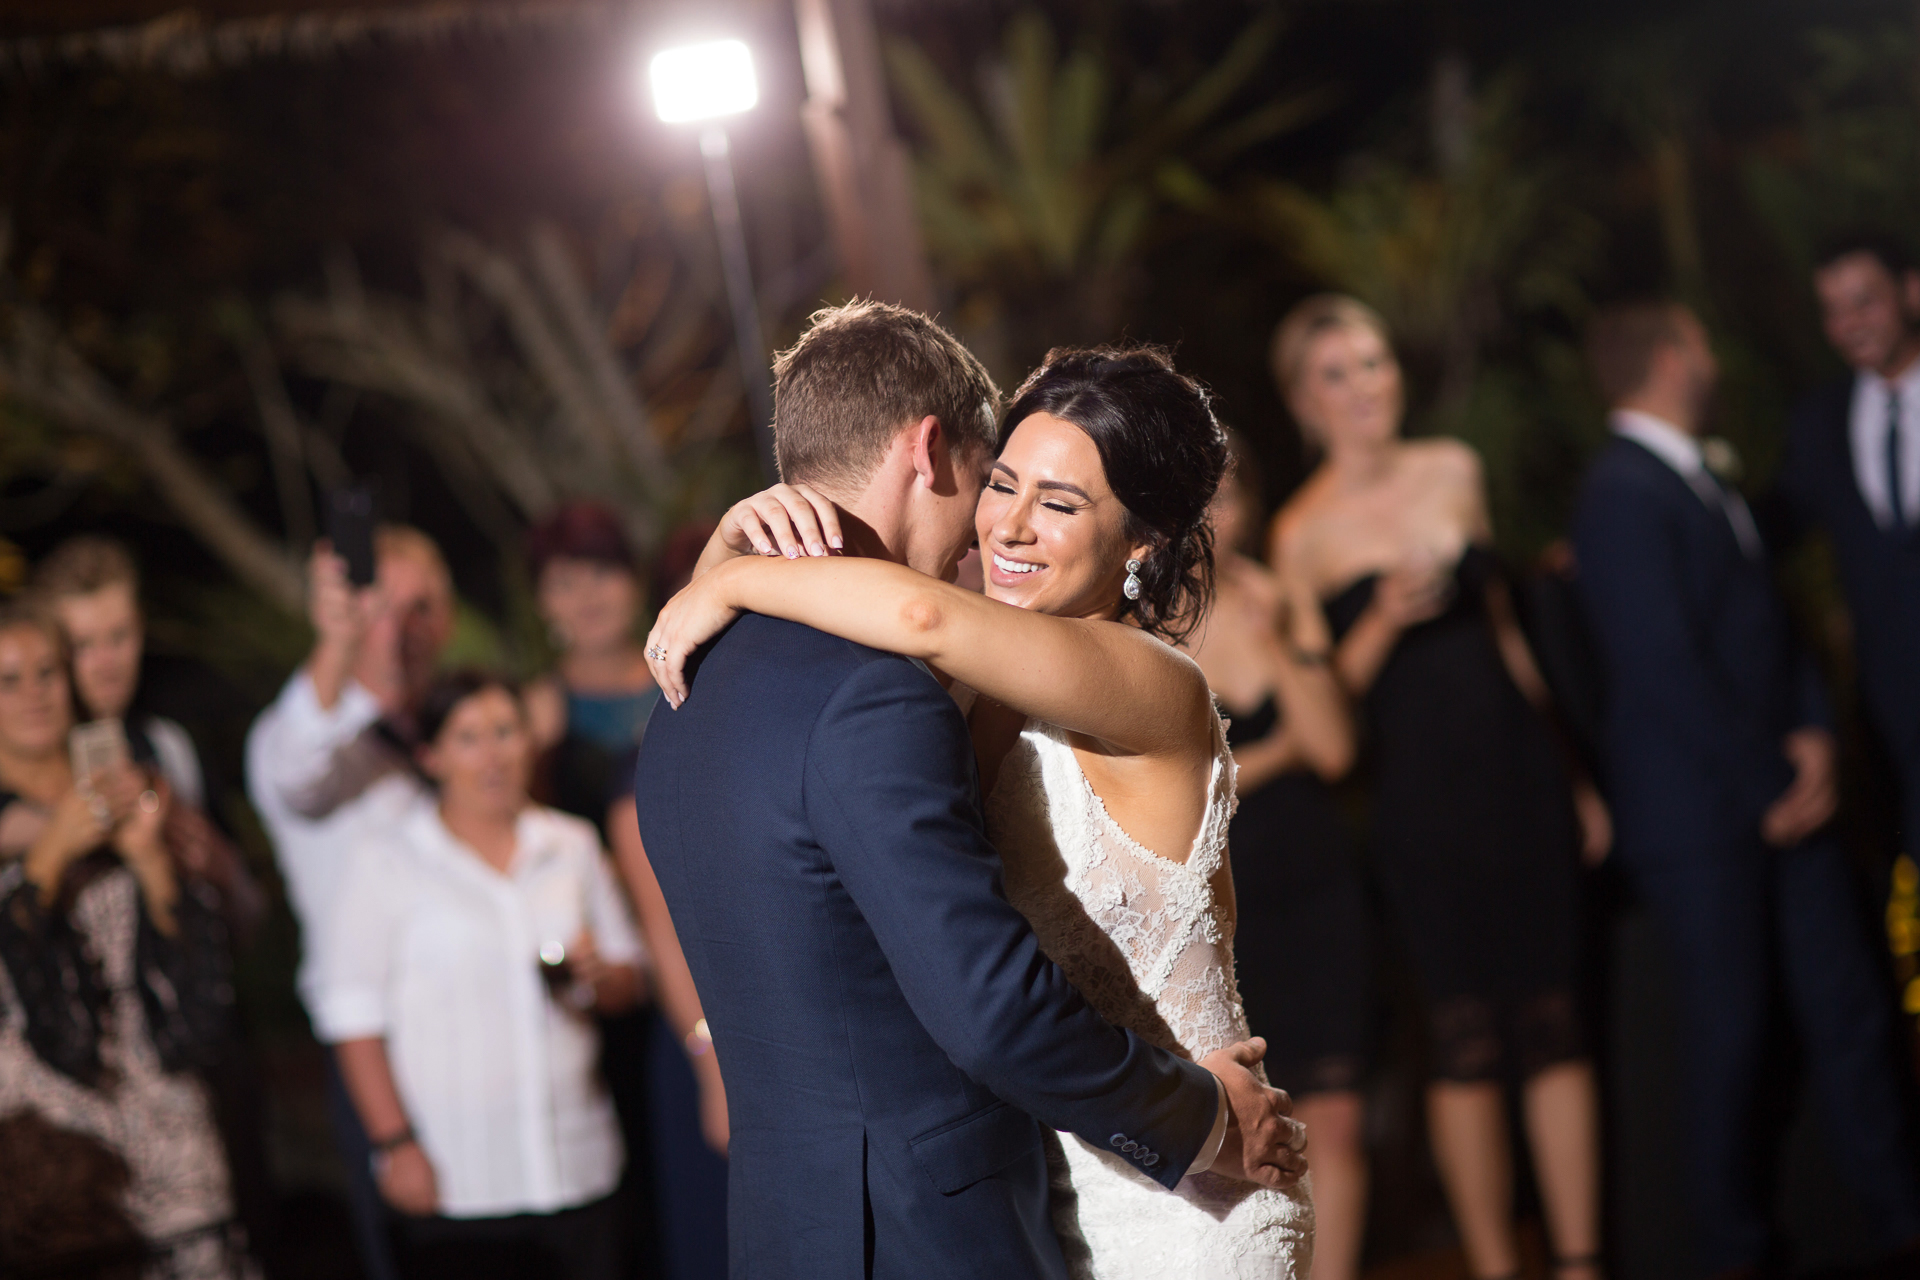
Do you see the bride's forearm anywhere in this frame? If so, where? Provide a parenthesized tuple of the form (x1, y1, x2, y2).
(707, 556, 1211, 757)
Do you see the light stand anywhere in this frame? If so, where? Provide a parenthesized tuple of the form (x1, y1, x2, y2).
(649, 38, 777, 482)
(699, 126, 776, 482)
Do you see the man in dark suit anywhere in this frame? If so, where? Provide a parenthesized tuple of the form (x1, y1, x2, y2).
(632, 301, 1302, 1278)
(1573, 301, 1920, 1277)
(1779, 235, 1920, 878)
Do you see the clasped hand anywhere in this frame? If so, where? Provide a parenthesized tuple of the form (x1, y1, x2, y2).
(1198, 1037, 1309, 1189)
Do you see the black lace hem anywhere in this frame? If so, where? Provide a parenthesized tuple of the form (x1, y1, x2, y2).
(1426, 990, 1585, 1083)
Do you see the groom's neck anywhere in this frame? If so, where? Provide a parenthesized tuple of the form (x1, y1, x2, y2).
(834, 511, 902, 564)
(828, 485, 912, 566)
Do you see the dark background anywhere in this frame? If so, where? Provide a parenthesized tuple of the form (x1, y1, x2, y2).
(3, 0, 1915, 1273)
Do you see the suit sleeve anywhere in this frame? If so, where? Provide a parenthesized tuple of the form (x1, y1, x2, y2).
(1573, 473, 1784, 817)
(1776, 400, 1840, 733)
(802, 657, 1220, 1190)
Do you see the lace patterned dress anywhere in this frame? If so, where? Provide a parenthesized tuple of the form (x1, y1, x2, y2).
(983, 711, 1314, 1279)
(0, 861, 252, 1279)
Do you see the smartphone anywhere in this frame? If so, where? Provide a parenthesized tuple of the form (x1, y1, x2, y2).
(70, 718, 131, 789)
(326, 485, 378, 587)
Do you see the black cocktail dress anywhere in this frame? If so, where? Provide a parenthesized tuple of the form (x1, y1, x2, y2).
(1323, 546, 1583, 1082)
(1225, 697, 1373, 1096)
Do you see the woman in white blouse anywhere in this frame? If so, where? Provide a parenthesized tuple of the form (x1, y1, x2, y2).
(315, 670, 644, 1280)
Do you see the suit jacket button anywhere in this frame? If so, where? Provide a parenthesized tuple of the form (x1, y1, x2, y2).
(1121, 1141, 1139, 1154)
(1143, 1154, 1159, 1167)
(1110, 1134, 1127, 1148)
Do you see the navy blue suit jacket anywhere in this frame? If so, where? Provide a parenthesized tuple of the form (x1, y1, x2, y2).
(1571, 437, 1827, 860)
(1779, 379, 1920, 827)
(633, 614, 1220, 1279)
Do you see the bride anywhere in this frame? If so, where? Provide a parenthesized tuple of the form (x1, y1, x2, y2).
(646, 346, 1314, 1278)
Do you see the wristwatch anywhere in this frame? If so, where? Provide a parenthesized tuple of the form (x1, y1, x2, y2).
(369, 1126, 417, 1178)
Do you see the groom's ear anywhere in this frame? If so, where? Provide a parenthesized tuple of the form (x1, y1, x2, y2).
(907, 414, 945, 489)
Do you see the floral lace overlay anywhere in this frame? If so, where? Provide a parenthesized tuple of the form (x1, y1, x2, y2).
(0, 866, 254, 1280)
(986, 713, 1313, 1279)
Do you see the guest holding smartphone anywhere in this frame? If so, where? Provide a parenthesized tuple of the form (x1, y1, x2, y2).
(0, 602, 254, 1278)
(35, 534, 277, 1259)
(246, 523, 456, 1280)
(36, 536, 267, 927)
(313, 670, 643, 1280)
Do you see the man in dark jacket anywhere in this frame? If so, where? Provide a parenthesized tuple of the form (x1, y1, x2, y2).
(1779, 235, 1920, 878)
(1573, 301, 1920, 1277)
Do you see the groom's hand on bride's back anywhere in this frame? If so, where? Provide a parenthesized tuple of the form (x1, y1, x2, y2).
(1198, 1037, 1309, 1189)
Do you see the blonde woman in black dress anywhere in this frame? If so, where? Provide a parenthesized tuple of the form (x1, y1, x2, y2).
(1269, 296, 1610, 1280)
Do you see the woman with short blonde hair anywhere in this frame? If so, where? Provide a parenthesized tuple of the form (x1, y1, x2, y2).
(1270, 295, 1395, 452)
(1269, 295, 1609, 1280)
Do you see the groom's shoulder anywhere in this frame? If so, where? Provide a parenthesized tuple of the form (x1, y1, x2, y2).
(701, 613, 936, 699)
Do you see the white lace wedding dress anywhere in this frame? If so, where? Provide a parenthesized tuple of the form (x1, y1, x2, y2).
(983, 708, 1315, 1279)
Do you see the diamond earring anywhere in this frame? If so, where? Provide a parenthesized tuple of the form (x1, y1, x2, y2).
(1123, 558, 1143, 601)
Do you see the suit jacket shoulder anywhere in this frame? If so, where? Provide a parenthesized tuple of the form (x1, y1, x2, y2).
(1581, 435, 1689, 506)
(1784, 377, 1856, 493)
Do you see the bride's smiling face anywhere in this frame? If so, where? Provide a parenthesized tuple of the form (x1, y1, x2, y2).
(976, 412, 1150, 620)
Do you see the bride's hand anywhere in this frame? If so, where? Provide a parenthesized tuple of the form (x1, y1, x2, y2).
(713, 483, 845, 563)
(646, 562, 748, 708)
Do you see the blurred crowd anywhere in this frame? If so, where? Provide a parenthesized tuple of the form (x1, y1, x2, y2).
(2, 232, 1919, 1280)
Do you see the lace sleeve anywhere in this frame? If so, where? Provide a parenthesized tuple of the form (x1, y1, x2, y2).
(1054, 786, 1252, 1067)
(992, 715, 1253, 1071)
(1154, 858, 1264, 1074)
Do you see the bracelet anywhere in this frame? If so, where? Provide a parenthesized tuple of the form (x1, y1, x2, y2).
(371, 1126, 417, 1155)
(685, 1017, 713, 1058)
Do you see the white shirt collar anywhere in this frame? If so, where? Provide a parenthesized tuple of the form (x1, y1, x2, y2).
(1857, 357, 1920, 399)
(1848, 360, 1920, 530)
(409, 799, 561, 882)
(1612, 408, 1765, 558)
(1610, 408, 1705, 477)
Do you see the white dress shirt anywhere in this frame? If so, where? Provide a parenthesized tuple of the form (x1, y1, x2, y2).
(1197, 1077, 1229, 1175)
(1848, 361, 1920, 529)
(1611, 409, 1763, 558)
(313, 800, 645, 1219)
(245, 672, 423, 1007)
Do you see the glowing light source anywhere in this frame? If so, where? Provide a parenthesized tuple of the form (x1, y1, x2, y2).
(649, 39, 758, 124)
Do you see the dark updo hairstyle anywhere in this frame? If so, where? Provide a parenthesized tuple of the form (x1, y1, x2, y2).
(1001, 346, 1229, 643)
(416, 669, 522, 754)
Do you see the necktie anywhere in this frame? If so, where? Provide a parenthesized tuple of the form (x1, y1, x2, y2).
(1692, 467, 1763, 560)
(1890, 387, 1908, 528)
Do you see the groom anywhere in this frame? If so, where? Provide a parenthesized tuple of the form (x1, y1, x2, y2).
(633, 301, 1304, 1278)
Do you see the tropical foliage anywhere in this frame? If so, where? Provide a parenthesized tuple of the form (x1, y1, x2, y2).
(885, 6, 1323, 377)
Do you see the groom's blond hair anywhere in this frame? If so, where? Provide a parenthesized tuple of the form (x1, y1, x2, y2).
(771, 300, 1001, 495)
